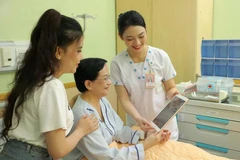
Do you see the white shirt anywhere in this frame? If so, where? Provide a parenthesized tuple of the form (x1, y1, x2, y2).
(63, 96, 144, 160)
(110, 46, 179, 140)
(8, 77, 73, 148)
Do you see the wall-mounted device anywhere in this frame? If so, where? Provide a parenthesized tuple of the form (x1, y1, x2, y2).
(0, 47, 15, 67)
(0, 41, 29, 72)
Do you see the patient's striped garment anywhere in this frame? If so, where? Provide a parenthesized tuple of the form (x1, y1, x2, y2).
(63, 96, 144, 160)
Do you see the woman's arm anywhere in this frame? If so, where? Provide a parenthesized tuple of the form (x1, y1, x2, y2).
(74, 125, 145, 160)
(114, 85, 152, 131)
(45, 114, 98, 159)
(114, 85, 140, 121)
(106, 98, 144, 144)
(163, 78, 179, 99)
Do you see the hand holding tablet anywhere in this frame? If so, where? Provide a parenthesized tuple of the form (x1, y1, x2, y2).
(150, 94, 189, 132)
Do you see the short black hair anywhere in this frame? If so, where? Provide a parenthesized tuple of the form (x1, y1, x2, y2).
(74, 58, 107, 92)
(118, 10, 146, 36)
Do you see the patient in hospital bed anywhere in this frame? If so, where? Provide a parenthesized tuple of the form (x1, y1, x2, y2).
(63, 57, 232, 160)
(63, 58, 170, 160)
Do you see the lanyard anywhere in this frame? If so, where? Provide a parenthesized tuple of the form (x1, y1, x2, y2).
(148, 60, 154, 74)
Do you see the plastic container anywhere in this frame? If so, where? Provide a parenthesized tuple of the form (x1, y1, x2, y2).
(201, 59, 214, 76)
(214, 59, 228, 77)
(201, 40, 215, 58)
(228, 60, 240, 78)
(196, 76, 234, 94)
(215, 40, 228, 58)
(228, 40, 240, 58)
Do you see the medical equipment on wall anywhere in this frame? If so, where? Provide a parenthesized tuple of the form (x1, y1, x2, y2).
(0, 41, 29, 72)
(72, 13, 96, 32)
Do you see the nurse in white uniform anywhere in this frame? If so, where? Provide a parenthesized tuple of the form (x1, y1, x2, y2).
(110, 10, 179, 140)
(63, 58, 170, 160)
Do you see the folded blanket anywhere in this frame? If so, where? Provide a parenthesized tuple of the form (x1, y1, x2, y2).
(109, 140, 231, 160)
(144, 140, 231, 160)
(80, 126, 232, 160)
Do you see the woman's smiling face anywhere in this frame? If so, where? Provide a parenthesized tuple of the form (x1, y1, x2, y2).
(120, 25, 147, 54)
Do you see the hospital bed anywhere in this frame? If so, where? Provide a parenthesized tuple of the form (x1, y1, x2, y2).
(69, 94, 233, 160)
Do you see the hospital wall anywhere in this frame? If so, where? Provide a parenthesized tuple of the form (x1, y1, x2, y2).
(0, 0, 116, 93)
(0, 0, 240, 103)
(212, 0, 240, 39)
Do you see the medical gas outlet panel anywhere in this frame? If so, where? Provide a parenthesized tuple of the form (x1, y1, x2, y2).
(0, 41, 29, 72)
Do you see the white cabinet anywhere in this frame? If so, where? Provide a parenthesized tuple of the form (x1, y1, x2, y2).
(177, 100, 240, 159)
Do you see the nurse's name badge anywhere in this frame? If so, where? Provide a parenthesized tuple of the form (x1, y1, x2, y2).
(146, 60, 155, 88)
(146, 73, 155, 88)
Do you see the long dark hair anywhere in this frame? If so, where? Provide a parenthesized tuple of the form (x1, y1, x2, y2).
(1, 9, 83, 141)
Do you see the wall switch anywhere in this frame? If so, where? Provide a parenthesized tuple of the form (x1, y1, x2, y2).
(0, 47, 15, 67)
(0, 41, 29, 72)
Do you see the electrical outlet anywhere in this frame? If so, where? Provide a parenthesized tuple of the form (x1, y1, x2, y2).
(0, 47, 15, 67)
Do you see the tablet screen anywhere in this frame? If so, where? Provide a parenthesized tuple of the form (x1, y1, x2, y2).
(152, 95, 188, 130)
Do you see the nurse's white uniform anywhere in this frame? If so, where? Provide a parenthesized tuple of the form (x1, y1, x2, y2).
(110, 46, 179, 140)
(63, 96, 144, 160)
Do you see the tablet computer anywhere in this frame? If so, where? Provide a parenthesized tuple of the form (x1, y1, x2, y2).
(150, 94, 189, 132)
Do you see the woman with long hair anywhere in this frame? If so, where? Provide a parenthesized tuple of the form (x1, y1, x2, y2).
(0, 9, 98, 160)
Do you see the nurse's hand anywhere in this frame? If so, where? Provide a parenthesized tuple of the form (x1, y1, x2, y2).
(145, 128, 171, 142)
(167, 88, 179, 99)
(136, 117, 153, 131)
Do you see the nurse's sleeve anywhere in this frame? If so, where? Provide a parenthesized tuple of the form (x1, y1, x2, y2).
(110, 60, 124, 85)
(77, 128, 144, 160)
(161, 50, 177, 81)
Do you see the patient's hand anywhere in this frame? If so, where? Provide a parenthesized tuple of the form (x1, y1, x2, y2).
(143, 129, 171, 150)
(76, 114, 99, 136)
(143, 131, 161, 151)
(159, 129, 171, 143)
(146, 129, 171, 142)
